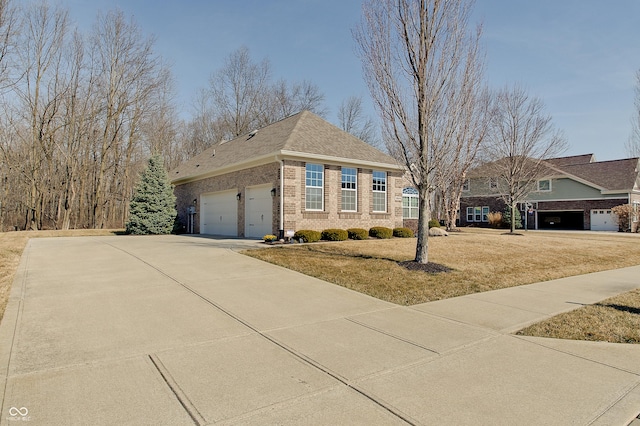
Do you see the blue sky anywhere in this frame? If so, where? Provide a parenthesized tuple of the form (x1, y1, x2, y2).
(65, 0, 640, 161)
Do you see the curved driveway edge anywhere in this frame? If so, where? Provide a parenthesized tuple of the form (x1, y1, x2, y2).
(0, 235, 639, 425)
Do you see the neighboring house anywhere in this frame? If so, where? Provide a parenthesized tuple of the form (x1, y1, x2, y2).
(460, 154, 640, 231)
(171, 110, 407, 238)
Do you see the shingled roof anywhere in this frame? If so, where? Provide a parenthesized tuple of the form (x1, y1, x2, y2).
(468, 154, 640, 193)
(171, 110, 400, 184)
(556, 157, 640, 192)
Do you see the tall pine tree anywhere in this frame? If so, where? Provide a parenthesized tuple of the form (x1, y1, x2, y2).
(126, 155, 177, 235)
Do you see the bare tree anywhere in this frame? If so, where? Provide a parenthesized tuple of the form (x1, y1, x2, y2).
(209, 46, 271, 138)
(354, 0, 485, 263)
(11, 0, 69, 230)
(626, 69, 640, 157)
(485, 85, 567, 233)
(89, 9, 164, 228)
(207, 47, 328, 141)
(337, 95, 378, 146)
(270, 79, 327, 120)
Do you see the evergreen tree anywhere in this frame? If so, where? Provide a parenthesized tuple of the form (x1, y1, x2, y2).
(126, 154, 176, 235)
(502, 205, 523, 230)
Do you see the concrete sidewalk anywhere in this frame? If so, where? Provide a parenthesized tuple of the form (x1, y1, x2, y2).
(0, 235, 639, 425)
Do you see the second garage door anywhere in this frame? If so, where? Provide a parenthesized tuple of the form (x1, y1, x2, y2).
(245, 184, 273, 238)
(201, 190, 238, 236)
(591, 209, 617, 231)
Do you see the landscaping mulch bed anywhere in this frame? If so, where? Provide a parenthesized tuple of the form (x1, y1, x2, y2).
(398, 260, 452, 273)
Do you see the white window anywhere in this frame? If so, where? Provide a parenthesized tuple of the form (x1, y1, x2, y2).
(537, 179, 551, 192)
(341, 167, 357, 211)
(462, 179, 470, 192)
(633, 202, 640, 222)
(474, 206, 482, 222)
(467, 206, 489, 222)
(402, 187, 419, 219)
(372, 171, 387, 212)
(482, 206, 490, 222)
(305, 163, 324, 211)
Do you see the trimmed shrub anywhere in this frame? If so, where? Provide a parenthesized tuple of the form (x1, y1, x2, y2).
(263, 234, 277, 243)
(347, 228, 369, 240)
(369, 226, 393, 239)
(321, 228, 348, 241)
(428, 219, 440, 229)
(393, 227, 414, 238)
(293, 230, 321, 243)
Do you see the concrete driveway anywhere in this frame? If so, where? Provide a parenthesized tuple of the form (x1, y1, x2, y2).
(1, 235, 639, 425)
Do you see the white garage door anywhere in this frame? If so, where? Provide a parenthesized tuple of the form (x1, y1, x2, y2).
(590, 209, 617, 231)
(245, 184, 273, 238)
(201, 190, 238, 236)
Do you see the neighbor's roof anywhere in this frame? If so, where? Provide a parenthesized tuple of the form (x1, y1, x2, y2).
(557, 157, 640, 192)
(468, 154, 640, 193)
(545, 153, 595, 167)
(171, 110, 401, 184)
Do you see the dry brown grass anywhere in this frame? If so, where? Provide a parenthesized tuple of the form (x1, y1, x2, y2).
(244, 228, 640, 306)
(0, 229, 121, 323)
(517, 289, 640, 344)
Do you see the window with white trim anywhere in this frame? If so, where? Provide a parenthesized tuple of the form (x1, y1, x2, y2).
(372, 171, 387, 212)
(402, 187, 418, 219)
(466, 206, 489, 222)
(341, 167, 357, 211)
(537, 179, 551, 192)
(305, 163, 324, 211)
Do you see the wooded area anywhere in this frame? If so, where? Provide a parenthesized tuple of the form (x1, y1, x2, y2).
(0, 1, 352, 231)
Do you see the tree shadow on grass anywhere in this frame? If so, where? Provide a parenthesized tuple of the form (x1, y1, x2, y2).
(595, 303, 640, 315)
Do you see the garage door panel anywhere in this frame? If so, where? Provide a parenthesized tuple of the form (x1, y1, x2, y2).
(245, 185, 273, 238)
(201, 190, 238, 236)
(591, 209, 617, 231)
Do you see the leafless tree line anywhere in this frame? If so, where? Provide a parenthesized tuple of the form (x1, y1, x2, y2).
(0, 1, 377, 231)
(0, 1, 176, 230)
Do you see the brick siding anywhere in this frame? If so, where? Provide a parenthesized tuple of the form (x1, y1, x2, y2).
(175, 160, 404, 237)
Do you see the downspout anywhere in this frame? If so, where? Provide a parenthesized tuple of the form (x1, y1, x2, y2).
(278, 157, 284, 239)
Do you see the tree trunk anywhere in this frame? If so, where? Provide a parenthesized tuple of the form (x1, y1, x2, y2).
(415, 186, 430, 264)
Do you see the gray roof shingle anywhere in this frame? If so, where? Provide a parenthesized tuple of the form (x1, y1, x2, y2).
(171, 110, 399, 183)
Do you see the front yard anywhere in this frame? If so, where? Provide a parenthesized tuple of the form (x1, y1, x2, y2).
(244, 228, 640, 305)
(244, 228, 640, 344)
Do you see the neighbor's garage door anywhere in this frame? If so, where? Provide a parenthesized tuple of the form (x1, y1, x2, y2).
(245, 184, 273, 238)
(201, 190, 238, 236)
(590, 209, 617, 231)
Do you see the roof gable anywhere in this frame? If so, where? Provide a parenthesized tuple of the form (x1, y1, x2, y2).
(171, 111, 399, 184)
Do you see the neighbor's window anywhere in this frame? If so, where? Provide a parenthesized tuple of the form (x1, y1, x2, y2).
(467, 206, 489, 222)
(402, 187, 419, 219)
(537, 179, 551, 191)
(474, 206, 482, 222)
(305, 163, 324, 211)
(482, 206, 490, 222)
(341, 167, 357, 211)
(462, 179, 470, 192)
(372, 171, 387, 212)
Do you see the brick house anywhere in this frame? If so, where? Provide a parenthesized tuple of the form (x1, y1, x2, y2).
(171, 111, 406, 238)
(460, 154, 640, 231)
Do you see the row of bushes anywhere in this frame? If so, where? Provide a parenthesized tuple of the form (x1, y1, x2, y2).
(290, 226, 415, 243)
